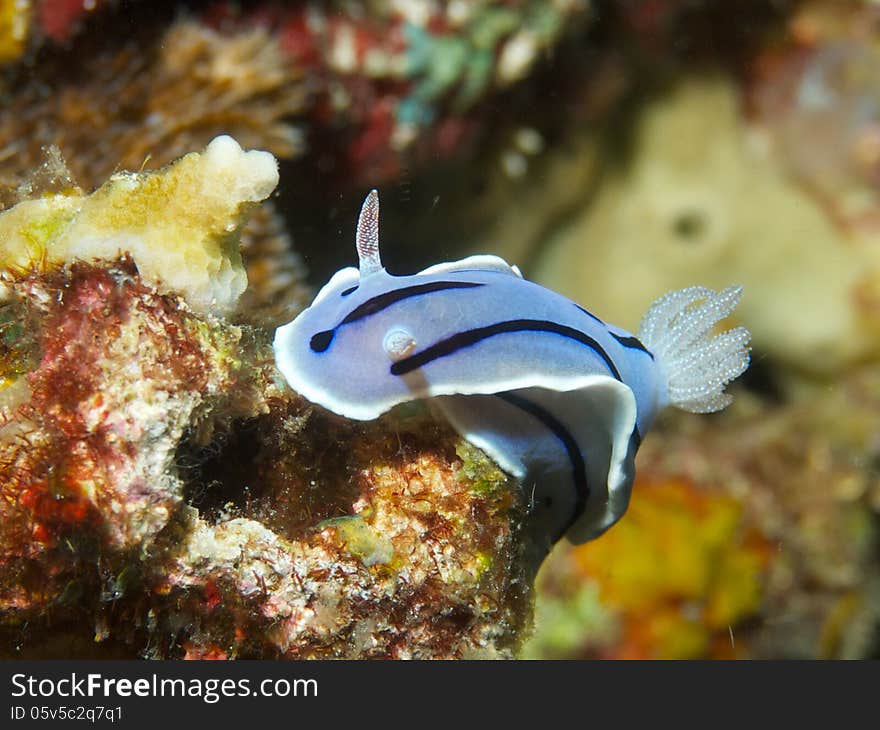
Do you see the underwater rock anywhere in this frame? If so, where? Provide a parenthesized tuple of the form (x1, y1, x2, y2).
(149, 425, 529, 659)
(529, 77, 880, 375)
(0, 135, 278, 314)
(0, 259, 259, 554)
(0, 384, 531, 657)
(0, 141, 533, 658)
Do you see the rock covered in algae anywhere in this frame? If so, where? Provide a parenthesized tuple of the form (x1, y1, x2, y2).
(0, 259, 259, 552)
(0, 139, 533, 658)
(154, 428, 529, 659)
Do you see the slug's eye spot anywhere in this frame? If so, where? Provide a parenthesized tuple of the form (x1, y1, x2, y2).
(310, 330, 335, 352)
(383, 328, 417, 361)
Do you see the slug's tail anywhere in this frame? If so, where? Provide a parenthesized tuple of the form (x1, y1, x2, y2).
(638, 286, 751, 414)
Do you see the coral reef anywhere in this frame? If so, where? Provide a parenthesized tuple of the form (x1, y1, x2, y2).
(0, 1, 595, 323)
(209, 0, 595, 187)
(0, 0, 595, 192)
(0, 139, 533, 658)
(150, 424, 529, 659)
(1, 0, 877, 660)
(0, 19, 305, 198)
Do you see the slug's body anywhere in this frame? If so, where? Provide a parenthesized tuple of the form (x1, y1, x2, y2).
(274, 191, 750, 547)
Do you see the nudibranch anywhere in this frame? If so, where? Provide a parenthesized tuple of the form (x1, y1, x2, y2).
(274, 191, 750, 546)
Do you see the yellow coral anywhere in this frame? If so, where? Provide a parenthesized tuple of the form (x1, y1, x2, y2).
(571, 479, 768, 659)
(0, 135, 278, 313)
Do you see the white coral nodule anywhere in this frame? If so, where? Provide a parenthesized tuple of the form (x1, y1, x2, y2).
(638, 285, 751, 414)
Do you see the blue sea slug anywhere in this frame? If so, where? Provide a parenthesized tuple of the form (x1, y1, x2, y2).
(274, 191, 750, 545)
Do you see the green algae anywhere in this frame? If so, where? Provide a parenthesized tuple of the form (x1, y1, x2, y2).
(322, 514, 394, 567)
(455, 440, 508, 497)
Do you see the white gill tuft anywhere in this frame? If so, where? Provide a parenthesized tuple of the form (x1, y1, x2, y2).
(638, 285, 751, 413)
